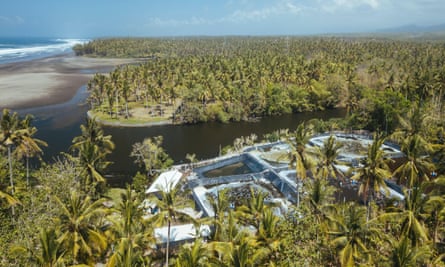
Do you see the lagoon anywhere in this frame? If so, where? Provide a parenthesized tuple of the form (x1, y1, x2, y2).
(18, 84, 345, 183)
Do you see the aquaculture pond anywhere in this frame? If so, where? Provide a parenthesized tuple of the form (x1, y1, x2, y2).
(203, 161, 254, 178)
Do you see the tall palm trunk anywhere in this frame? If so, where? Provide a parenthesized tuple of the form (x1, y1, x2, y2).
(26, 156, 30, 188)
(115, 91, 120, 118)
(8, 145, 14, 194)
(366, 185, 373, 222)
(166, 220, 171, 267)
(8, 145, 15, 216)
(25, 146, 30, 189)
(296, 178, 300, 208)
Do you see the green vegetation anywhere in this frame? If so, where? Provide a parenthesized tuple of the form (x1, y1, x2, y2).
(1, 111, 444, 266)
(1, 35, 445, 266)
(76, 37, 445, 130)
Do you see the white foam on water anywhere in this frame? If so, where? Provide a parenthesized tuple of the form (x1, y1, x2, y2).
(0, 38, 89, 62)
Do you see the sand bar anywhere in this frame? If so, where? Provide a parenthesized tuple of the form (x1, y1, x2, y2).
(0, 54, 141, 109)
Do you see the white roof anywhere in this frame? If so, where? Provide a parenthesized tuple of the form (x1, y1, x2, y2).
(146, 170, 182, 194)
(154, 224, 211, 244)
(193, 186, 215, 218)
(380, 186, 405, 201)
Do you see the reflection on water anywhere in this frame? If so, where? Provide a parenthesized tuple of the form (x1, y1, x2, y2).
(15, 85, 345, 177)
(16, 86, 88, 163)
(104, 108, 345, 175)
(20, 86, 89, 128)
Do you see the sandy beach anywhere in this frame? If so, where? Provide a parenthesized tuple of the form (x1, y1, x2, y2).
(0, 54, 141, 109)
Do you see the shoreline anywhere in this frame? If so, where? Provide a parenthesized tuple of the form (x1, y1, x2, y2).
(0, 53, 143, 110)
(87, 111, 174, 127)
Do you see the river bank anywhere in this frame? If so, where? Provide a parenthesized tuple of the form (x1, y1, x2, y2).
(0, 51, 346, 178)
(87, 110, 173, 127)
(0, 54, 142, 109)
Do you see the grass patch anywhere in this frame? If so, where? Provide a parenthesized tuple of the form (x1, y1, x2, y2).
(90, 110, 171, 124)
(90, 101, 177, 125)
(105, 187, 126, 204)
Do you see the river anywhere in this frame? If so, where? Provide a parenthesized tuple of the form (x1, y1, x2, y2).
(18, 85, 345, 181)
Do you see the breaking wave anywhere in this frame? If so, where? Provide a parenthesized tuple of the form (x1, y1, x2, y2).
(0, 38, 89, 64)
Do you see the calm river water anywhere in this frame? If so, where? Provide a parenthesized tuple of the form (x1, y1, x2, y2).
(18, 85, 345, 180)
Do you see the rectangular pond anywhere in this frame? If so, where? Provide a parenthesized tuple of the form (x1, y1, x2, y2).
(203, 161, 253, 178)
(194, 153, 266, 179)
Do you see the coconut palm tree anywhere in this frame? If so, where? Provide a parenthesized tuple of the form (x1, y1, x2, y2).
(71, 118, 114, 195)
(380, 185, 429, 248)
(150, 182, 195, 267)
(0, 109, 23, 197)
(351, 135, 391, 219)
(55, 192, 108, 265)
(0, 189, 20, 208)
(0, 109, 31, 217)
(394, 134, 433, 189)
(386, 236, 431, 267)
(290, 122, 314, 175)
(392, 105, 428, 141)
(235, 188, 273, 230)
(329, 202, 380, 267)
(306, 178, 336, 218)
(206, 188, 230, 241)
(15, 114, 47, 188)
(0, 156, 19, 210)
(37, 228, 66, 267)
(286, 122, 315, 207)
(120, 77, 132, 119)
(175, 238, 212, 267)
(110, 70, 122, 118)
(76, 141, 112, 194)
(423, 194, 445, 246)
(314, 135, 344, 181)
(211, 230, 269, 267)
(72, 117, 115, 155)
(105, 83, 115, 118)
(107, 238, 148, 267)
(302, 177, 339, 259)
(12, 227, 66, 267)
(256, 208, 282, 260)
(107, 186, 154, 267)
(185, 153, 197, 169)
(0, 155, 20, 210)
(88, 73, 106, 111)
(34, 228, 66, 267)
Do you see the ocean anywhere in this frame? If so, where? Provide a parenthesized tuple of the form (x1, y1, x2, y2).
(0, 37, 89, 64)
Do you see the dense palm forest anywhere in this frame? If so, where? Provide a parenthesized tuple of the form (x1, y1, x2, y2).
(0, 36, 444, 266)
(75, 37, 445, 129)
